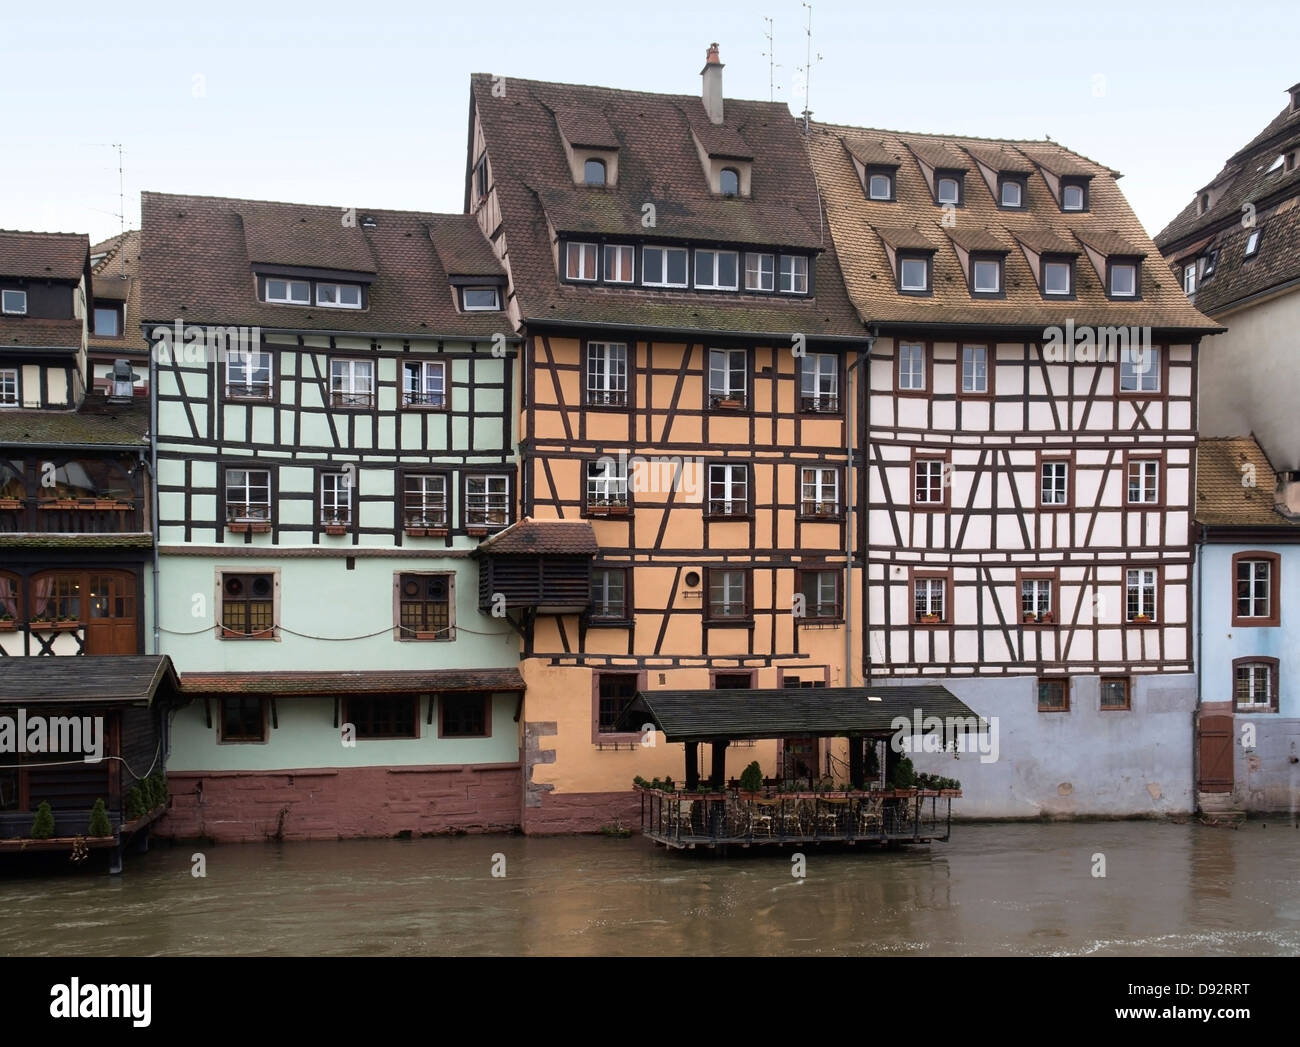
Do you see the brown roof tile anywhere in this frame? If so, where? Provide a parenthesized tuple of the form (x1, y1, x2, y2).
(428, 215, 506, 278)
(1074, 227, 1147, 258)
(0, 400, 150, 447)
(179, 667, 526, 696)
(89, 230, 149, 354)
(843, 137, 900, 168)
(907, 140, 971, 171)
(943, 225, 1010, 253)
(0, 231, 89, 282)
(962, 143, 1033, 174)
(553, 104, 620, 149)
(476, 517, 598, 556)
(1196, 436, 1300, 528)
(0, 317, 83, 349)
(872, 223, 941, 251)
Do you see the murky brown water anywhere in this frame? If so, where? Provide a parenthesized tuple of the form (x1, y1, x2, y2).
(1, 821, 1297, 955)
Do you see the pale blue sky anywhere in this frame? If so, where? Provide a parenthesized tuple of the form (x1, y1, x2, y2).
(1, 0, 1296, 245)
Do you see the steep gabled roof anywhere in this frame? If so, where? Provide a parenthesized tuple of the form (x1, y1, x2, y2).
(475, 517, 598, 556)
(0, 230, 89, 282)
(89, 230, 148, 354)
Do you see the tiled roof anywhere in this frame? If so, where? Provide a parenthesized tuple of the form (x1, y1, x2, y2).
(1195, 436, 1300, 528)
(0, 230, 89, 282)
(0, 400, 150, 447)
(0, 317, 83, 349)
(89, 230, 149, 354)
(963, 143, 1034, 175)
(0, 655, 180, 706)
(428, 215, 506, 278)
(0, 534, 152, 549)
(810, 122, 1220, 331)
(470, 73, 864, 339)
(554, 104, 619, 149)
(141, 192, 511, 339)
(476, 517, 599, 556)
(179, 667, 526, 695)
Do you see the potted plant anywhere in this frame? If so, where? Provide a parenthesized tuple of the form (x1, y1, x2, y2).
(739, 761, 763, 794)
(0, 610, 15, 631)
(919, 613, 942, 624)
(1022, 610, 1037, 623)
(87, 798, 113, 838)
(713, 394, 743, 410)
(1039, 611, 1055, 623)
(30, 801, 55, 839)
(1132, 613, 1152, 623)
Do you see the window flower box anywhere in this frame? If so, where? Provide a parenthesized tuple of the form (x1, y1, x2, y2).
(588, 502, 629, 517)
(712, 396, 744, 410)
(228, 521, 272, 534)
(0, 618, 17, 631)
(919, 613, 942, 624)
(1131, 613, 1153, 624)
(92, 500, 131, 510)
(0, 498, 22, 510)
(29, 619, 80, 632)
(323, 523, 349, 536)
(414, 630, 447, 641)
(40, 499, 82, 510)
(404, 526, 449, 538)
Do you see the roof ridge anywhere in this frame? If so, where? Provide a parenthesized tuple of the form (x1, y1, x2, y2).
(141, 190, 472, 223)
(469, 71, 792, 112)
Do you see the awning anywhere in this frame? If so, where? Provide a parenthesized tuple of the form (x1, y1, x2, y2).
(621, 685, 987, 742)
(0, 655, 182, 707)
(179, 667, 526, 697)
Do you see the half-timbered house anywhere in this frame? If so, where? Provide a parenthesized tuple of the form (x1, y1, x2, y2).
(141, 193, 526, 841)
(807, 120, 1221, 816)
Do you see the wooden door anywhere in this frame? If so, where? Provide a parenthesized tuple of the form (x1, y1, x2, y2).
(84, 572, 138, 655)
(1198, 715, 1234, 793)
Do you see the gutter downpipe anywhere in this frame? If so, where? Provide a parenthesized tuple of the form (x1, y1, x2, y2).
(844, 330, 876, 690)
(1194, 522, 1206, 809)
(150, 341, 161, 657)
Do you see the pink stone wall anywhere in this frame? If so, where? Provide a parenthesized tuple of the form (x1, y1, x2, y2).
(522, 790, 643, 835)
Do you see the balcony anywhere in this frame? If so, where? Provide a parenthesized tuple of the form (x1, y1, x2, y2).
(0, 497, 142, 534)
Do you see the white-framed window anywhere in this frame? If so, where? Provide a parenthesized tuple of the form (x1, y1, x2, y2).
(0, 367, 18, 407)
(330, 359, 375, 409)
(1203, 250, 1218, 277)
(264, 279, 310, 304)
(708, 348, 747, 404)
(1021, 578, 1053, 618)
(694, 249, 739, 290)
(800, 467, 840, 516)
(586, 341, 628, 406)
(316, 282, 363, 308)
(1234, 662, 1275, 708)
(565, 242, 599, 282)
(744, 252, 774, 292)
(961, 345, 988, 393)
(1041, 460, 1069, 505)
(93, 305, 122, 337)
(591, 568, 628, 621)
(227, 350, 273, 399)
(1000, 179, 1023, 207)
(403, 360, 446, 408)
(800, 353, 838, 411)
(1043, 260, 1072, 295)
(972, 258, 1001, 294)
(1119, 346, 1160, 393)
(1127, 459, 1160, 504)
(937, 176, 961, 204)
(708, 569, 748, 619)
(2, 289, 28, 315)
(1184, 263, 1197, 295)
(603, 245, 635, 284)
(899, 255, 929, 292)
(913, 578, 946, 621)
(465, 474, 510, 527)
(800, 570, 841, 619)
(586, 458, 629, 509)
(1126, 568, 1157, 621)
(1244, 230, 1261, 258)
(914, 459, 946, 505)
(779, 254, 809, 294)
(898, 343, 925, 390)
(868, 172, 893, 200)
(403, 473, 448, 529)
(320, 471, 353, 526)
(1061, 182, 1086, 211)
(461, 286, 500, 310)
(1236, 559, 1273, 619)
(642, 245, 689, 288)
(1109, 262, 1137, 297)
(708, 463, 749, 516)
(225, 468, 272, 523)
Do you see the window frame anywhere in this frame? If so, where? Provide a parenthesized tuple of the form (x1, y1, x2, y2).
(706, 461, 751, 519)
(1099, 676, 1131, 712)
(910, 567, 952, 626)
(593, 670, 645, 739)
(694, 248, 740, 291)
(1037, 677, 1070, 712)
(462, 471, 512, 531)
(743, 252, 775, 293)
(564, 241, 600, 283)
(401, 471, 450, 533)
(641, 245, 689, 288)
(329, 357, 376, 410)
(584, 456, 631, 516)
(346, 695, 420, 740)
(866, 167, 896, 202)
(799, 352, 841, 413)
(224, 349, 275, 402)
(461, 286, 501, 311)
(1036, 453, 1073, 510)
(319, 470, 354, 529)
(969, 255, 1004, 298)
(997, 175, 1027, 210)
(1183, 262, 1197, 296)
(1244, 229, 1262, 259)
(602, 244, 635, 285)
(315, 282, 364, 309)
(394, 571, 455, 641)
(911, 450, 951, 511)
(796, 568, 843, 623)
(1231, 551, 1281, 628)
(218, 696, 269, 743)
(719, 167, 741, 197)
(1017, 567, 1059, 626)
(1, 289, 28, 315)
(897, 252, 932, 295)
(778, 254, 810, 295)
(585, 340, 630, 408)
(1106, 258, 1141, 300)
(1232, 656, 1280, 712)
(589, 565, 631, 625)
(894, 341, 930, 396)
(934, 170, 964, 206)
(262, 278, 311, 305)
(705, 566, 753, 623)
(1123, 452, 1164, 507)
(798, 465, 842, 519)
(92, 302, 125, 339)
(1116, 345, 1163, 397)
(402, 359, 447, 410)
(1125, 566, 1160, 625)
(584, 158, 607, 186)
(222, 466, 273, 528)
(1041, 255, 1075, 299)
(1059, 178, 1089, 212)
(0, 367, 20, 407)
(958, 343, 993, 398)
(216, 569, 279, 641)
(707, 347, 748, 407)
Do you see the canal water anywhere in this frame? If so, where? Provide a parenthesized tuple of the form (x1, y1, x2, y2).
(2, 821, 1297, 955)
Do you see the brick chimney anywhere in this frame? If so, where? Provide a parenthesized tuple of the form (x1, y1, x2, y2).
(702, 43, 724, 125)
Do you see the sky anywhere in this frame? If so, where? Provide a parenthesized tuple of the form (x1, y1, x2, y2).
(1, 0, 1296, 246)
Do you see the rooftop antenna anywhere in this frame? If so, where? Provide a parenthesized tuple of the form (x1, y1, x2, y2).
(798, 2, 822, 134)
(111, 143, 125, 243)
(761, 16, 781, 102)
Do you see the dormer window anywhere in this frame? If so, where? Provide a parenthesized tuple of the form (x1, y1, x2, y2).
(1, 289, 28, 315)
(998, 176, 1026, 209)
(316, 282, 363, 309)
(584, 159, 607, 186)
(867, 168, 895, 201)
(1042, 257, 1074, 297)
(898, 253, 931, 294)
(93, 303, 123, 337)
(744, 252, 774, 292)
(461, 287, 500, 311)
(936, 172, 963, 206)
(642, 245, 689, 288)
(1198, 192, 1211, 215)
(1061, 178, 1088, 212)
(565, 242, 599, 282)
(265, 279, 310, 305)
(970, 254, 1003, 296)
(719, 168, 740, 197)
(1244, 229, 1261, 258)
(1183, 263, 1197, 296)
(779, 255, 809, 295)
(603, 245, 635, 284)
(1108, 260, 1140, 299)
(1202, 249, 1218, 277)
(1286, 152, 1297, 174)
(695, 249, 739, 290)
(1291, 86, 1300, 113)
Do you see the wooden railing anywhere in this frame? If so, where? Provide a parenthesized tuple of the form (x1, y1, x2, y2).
(0, 498, 142, 533)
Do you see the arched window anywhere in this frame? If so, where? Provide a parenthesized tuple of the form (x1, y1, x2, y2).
(719, 168, 740, 196)
(0, 572, 19, 625)
(584, 159, 606, 186)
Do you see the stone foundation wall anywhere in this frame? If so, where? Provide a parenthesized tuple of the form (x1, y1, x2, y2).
(522, 789, 643, 835)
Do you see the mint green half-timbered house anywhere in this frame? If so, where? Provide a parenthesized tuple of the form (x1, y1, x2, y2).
(141, 193, 525, 841)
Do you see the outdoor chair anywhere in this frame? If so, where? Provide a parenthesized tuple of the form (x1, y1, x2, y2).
(857, 797, 883, 834)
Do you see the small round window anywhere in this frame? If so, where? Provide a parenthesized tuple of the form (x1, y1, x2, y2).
(720, 168, 740, 196)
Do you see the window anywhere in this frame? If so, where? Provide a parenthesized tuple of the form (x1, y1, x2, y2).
(961, 345, 989, 394)
(320, 472, 352, 527)
(349, 697, 418, 739)
(1100, 677, 1131, 711)
(461, 286, 500, 310)
(220, 572, 276, 639)
(898, 254, 930, 293)
(1233, 659, 1278, 711)
(0, 368, 17, 407)
(695, 249, 739, 290)
(219, 698, 267, 742)
(330, 359, 375, 408)
(465, 474, 510, 528)
(586, 341, 628, 406)
(719, 168, 740, 196)
(708, 347, 747, 405)
(1287, 152, 1297, 174)
(708, 463, 749, 516)
(1038, 678, 1069, 712)
(397, 573, 452, 639)
(913, 457, 947, 507)
(316, 282, 362, 308)
(225, 469, 271, 524)
(0, 573, 18, 626)
(1021, 577, 1053, 621)
(586, 458, 628, 512)
(779, 255, 809, 294)
(897, 342, 926, 391)
(1125, 568, 1157, 622)
(867, 169, 894, 200)
(1233, 552, 1280, 627)
(403, 474, 448, 530)
(936, 175, 962, 205)
(1040, 459, 1069, 507)
(264, 279, 310, 304)
(744, 252, 775, 292)
(798, 570, 841, 620)
(1061, 179, 1088, 211)
(565, 242, 599, 282)
(602, 245, 634, 284)
(28, 572, 80, 623)
(1184, 263, 1197, 296)
(403, 360, 446, 408)
(1198, 192, 1211, 215)
(1042, 259, 1073, 296)
(1119, 346, 1160, 393)
(707, 569, 749, 620)
(714, 673, 753, 689)
(800, 353, 839, 411)
(92, 304, 122, 337)
(473, 153, 488, 200)
(1202, 249, 1218, 277)
(1265, 154, 1285, 176)
(591, 568, 629, 622)
(597, 673, 639, 734)
(913, 577, 947, 623)
(1126, 459, 1160, 504)
(1, 289, 28, 315)
(1244, 229, 1261, 258)
(227, 350, 273, 400)
(800, 467, 840, 516)
(1109, 261, 1138, 298)
(642, 245, 689, 287)
(971, 257, 1001, 295)
(998, 177, 1025, 208)
(584, 158, 606, 186)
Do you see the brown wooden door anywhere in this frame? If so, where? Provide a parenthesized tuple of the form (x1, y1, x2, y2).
(84, 572, 138, 655)
(1198, 715, 1235, 793)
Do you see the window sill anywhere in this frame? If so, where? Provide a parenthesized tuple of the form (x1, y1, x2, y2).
(1230, 618, 1280, 629)
(798, 617, 844, 627)
(705, 512, 752, 522)
(225, 391, 274, 402)
(705, 617, 755, 628)
(588, 617, 633, 628)
(709, 399, 747, 411)
(1233, 704, 1278, 714)
(914, 618, 948, 627)
(1126, 618, 1160, 628)
(1021, 617, 1057, 627)
(218, 628, 276, 640)
(1099, 705, 1131, 712)
(28, 622, 80, 632)
(401, 402, 448, 411)
(467, 524, 509, 537)
(797, 512, 844, 523)
(1037, 706, 1070, 714)
(586, 506, 631, 518)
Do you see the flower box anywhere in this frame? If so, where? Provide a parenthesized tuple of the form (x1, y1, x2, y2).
(228, 522, 272, 534)
(919, 614, 942, 624)
(414, 631, 446, 641)
(939, 789, 962, 797)
(92, 500, 130, 510)
(589, 504, 629, 517)
(1131, 614, 1154, 624)
(0, 620, 17, 631)
(323, 523, 349, 536)
(1039, 612, 1054, 623)
(0, 498, 22, 510)
(29, 620, 79, 632)
(39, 500, 81, 510)
(713, 397, 744, 410)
